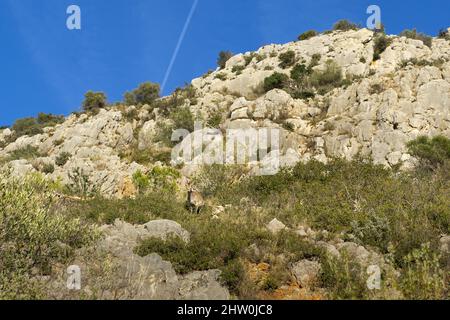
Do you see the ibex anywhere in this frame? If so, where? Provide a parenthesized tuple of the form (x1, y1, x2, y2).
(186, 182, 205, 214)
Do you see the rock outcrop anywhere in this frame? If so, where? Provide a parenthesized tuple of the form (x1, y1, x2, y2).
(1, 27, 449, 195)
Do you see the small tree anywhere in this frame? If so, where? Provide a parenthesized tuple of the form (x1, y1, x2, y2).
(82, 91, 107, 112)
(217, 51, 233, 69)
(124, 82, 160, 105)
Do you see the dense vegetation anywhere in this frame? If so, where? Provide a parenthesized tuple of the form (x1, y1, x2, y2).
(62, 136, 450, 300)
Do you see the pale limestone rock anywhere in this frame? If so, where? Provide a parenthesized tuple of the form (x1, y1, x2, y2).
(267, 218, 287, 234)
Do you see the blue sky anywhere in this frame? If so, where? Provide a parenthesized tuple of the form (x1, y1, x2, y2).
(1, 0, 449, 126)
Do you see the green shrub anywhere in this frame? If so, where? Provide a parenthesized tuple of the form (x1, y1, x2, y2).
(41, 163, 55, 174)
(400, 29, 433, 48)
(401, 243, 447, 299)
(55, 152, 71, 167)
(8, 113, 65, 141)
(82, 91, 107, 112)
(290, 63, 309, 82)
(11, 118, 42, 138)
(333, 20, 359, 31)
(263, 72, 290, 92)
(232, 65, 245, 75)
(124, 82, 160, 105)
(214, 72, 228, 81)
(320, 252, 369, 299)
(310, 60, 343, 93)
(298, 30, 318, 41)
(170, 106, 195, 132)
(207, 109, 224, 128)
(135, 222, 268, 275)
(8, 145, 42, 161)
(66, 167, 98, 199)
(155, 84, 197, 115)
(132, 167, 180, 194)
(438, 28, 450, 40)
(373, 34, 392, 60)
(278, 50, 296, 69)
(407, 136, 450, 170)
(36, 113, 64, 126)
(132, 170, 150, 194)
(0, 172, 96, 299)
(217, 51, 233, 69)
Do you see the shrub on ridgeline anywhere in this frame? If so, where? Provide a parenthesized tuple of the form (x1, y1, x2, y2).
(333, 20, 359, 32)
(298, 30, 318, 41)
(217, 51, 233, 69)
(438, 28, 450, 41)
(400, 29, 433, 48)
(10, 113, 64, 140)
(124, 82, 160, 106)
(82, 91, 107, 112)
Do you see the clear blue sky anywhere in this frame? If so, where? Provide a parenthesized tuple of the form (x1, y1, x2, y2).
(1, 0, 449, 126)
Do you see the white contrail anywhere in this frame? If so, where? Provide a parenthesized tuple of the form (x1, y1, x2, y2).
(161, 0, 200, 94)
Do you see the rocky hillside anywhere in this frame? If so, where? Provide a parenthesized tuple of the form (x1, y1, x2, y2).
(1, 27, 450, 198)
(0, 26, 449, 300)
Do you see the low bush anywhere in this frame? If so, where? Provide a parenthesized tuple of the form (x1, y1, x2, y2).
(400, 243, 447, 300)
(400, 29, 433, 48)
(66, 167, 98, 199)
(263, 73, 290, 92)
(333, 20, 359, 31)
(10, 113, 64, 140)
(298, 30, 318, 41)
(8, 145, 42, 161)
(55, 152, 71, 167)
(407, 135, 450, 170)
(310, 60, 343, 94)
(278, 50, 296, 69)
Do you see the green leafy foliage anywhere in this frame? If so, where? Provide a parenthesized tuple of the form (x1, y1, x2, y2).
(55, 152, 71, 167)
(0, 172, 96, 299)
(373, 34, 393, 61)
(82, 91, 107, 112)
(263, 72, 290, 92)
(124, 82, 160, 106)
(407, 135, 450, 170)
(298, 30, 318, 41)
(217, 51, 233, 69)
(278, 50, 296, 69)
(333, 20, 359, 31)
